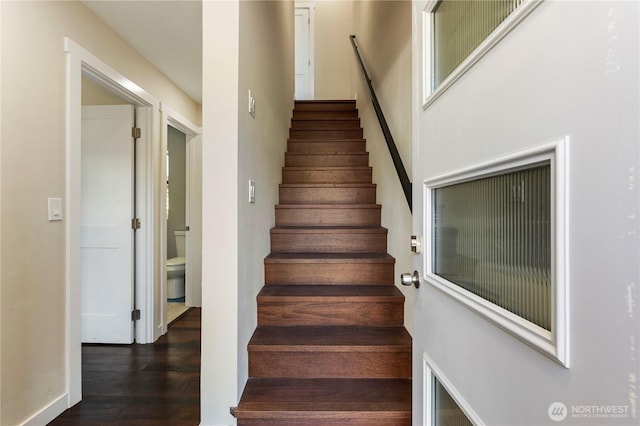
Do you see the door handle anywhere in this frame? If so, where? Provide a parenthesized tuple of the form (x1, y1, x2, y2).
(400, 271, 420, 288)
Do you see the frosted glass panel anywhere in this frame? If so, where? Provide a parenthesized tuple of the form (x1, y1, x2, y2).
(432, 376, 472, 426)
(434, 0, 524, 87)
(432, 164, 551, 330)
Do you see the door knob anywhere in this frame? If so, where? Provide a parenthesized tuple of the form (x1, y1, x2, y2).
(400, 271, 420, 288)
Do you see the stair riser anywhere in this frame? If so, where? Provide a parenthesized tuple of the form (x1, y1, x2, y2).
(287, 141, 366, 153)
(249, 352, 411, 379)
(294, 102, 356, 111)
(275, 207, 381, 227)
(291, 119, 361, 130)
(279, 186, 377, 204)
(285, 153, 369, 167)
(270, 233, 387, 254)
(265, 263, 394, 285)
(290, 129, 363, 140)
(258, 302, 404, 326)
(282, 169, 372, 184)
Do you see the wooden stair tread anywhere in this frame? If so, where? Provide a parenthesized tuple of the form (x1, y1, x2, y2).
(271, 226, 387, 233)
(275, 204, 381, 209)
(291, 117, 360, 122)
(257, 285, 404, 301)
(265, 252, 394, 263)
(248, 326, 411, 351)
(283, 166, 372, 170)
(236, 378, 411, 416)
(288, 138, 366, 143)
(279, 183, 376, 188)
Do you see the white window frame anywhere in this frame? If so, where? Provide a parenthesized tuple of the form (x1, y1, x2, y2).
(422, 0, 543, 108)
(423, 353, 483, 426)
(423, 138, 570, 367)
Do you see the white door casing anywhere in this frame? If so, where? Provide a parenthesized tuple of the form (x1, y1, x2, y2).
(66, 37, 160, 407)
(295, 4, 314, 100)
(81, 105, 135, 344)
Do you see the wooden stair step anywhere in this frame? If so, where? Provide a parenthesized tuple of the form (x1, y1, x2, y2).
(292, 110, 359, 120)
(290, 118, 361, 130)
(275, 204, 381, 227)
(257, 285, 405, 326)
(290, 128, 363, 140)
(235, 378, 411, 425)
(270, 226, 388, 253)
(285, 152, 369, 167)
(248, 326, 411, 379)
(279, 183, 377, 205)
(294, 100, 357, 111)
(287, 139, 366, 153)
(265, 253, 394, 285)
(282, 167, 372, 184)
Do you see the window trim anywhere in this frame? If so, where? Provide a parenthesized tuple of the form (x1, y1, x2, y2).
(423, 138, 570, 367)
(422, 0, 543, 109)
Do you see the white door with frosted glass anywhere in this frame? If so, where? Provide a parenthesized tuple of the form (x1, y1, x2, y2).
(295, 7, 313, 100)
(81, 105, 135, 344)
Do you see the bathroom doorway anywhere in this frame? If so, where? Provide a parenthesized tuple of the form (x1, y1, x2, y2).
(166, 125, 189, 323)
(162, 109, 202, 331)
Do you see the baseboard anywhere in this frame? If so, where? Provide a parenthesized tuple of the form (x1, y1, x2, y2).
(22, 392, 68, 426)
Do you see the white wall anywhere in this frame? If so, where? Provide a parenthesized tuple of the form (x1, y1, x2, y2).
(237, 0, 295, 399)
(201, 1, 294, 424)
(412, 1, 639, 424)
(0, 1, 200, 424)
(352, 0, 414, 333)
(314, 0, 355, 99)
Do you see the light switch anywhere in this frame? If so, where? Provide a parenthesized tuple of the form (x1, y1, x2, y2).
(48, 197, 63, 221)
(249, 180, 255, 203)
(248, 90, 256, 117)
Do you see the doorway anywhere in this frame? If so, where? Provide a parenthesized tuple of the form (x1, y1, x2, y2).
(66, 38, 161, 406)
(295, 3, 315, 100)
(166, 125, 189, 323)
(161, 106, 202, 333)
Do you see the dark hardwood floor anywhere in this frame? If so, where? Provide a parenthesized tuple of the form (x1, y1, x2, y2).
(51, 308, 200, 425)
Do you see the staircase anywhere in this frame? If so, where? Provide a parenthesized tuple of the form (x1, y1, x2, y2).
(234, 100, 412, 425)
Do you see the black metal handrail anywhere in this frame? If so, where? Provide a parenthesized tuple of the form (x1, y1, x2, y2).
(350, 35, 412, 212)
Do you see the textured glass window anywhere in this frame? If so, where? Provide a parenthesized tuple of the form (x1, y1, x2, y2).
(432, 376, 472, 426)
(433, 0, 524, 87)
(432, 164, 551, 330)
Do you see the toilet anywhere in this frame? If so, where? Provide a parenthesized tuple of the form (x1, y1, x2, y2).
(167, 230, 186, 300)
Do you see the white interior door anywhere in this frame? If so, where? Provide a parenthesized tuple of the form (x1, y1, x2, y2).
(81, 105, 135, 344)
(295, 7, 312, 100)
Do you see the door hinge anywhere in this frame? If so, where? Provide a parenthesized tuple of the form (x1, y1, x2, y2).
(132, 127, 141, 139)
(132, 218, 141, 230)
(132, 309, 141, 321)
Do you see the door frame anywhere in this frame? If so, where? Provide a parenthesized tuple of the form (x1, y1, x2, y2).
(65, 38, 160, 406)
(295, 2, 315, 100)
(160, 104, 202, 334)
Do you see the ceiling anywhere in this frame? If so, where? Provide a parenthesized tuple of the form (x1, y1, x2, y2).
(83, 0, 203, 103)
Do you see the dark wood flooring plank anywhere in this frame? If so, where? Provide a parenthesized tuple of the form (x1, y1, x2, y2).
(50, 308, 201, 425)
